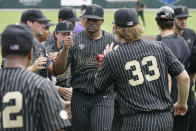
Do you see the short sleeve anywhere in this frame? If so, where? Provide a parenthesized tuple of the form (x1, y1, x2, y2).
(162, 43, 185, 77)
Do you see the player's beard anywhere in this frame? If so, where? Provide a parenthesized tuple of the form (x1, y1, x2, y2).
(86, 25, 98, 33)
(175, 21, 185, 31)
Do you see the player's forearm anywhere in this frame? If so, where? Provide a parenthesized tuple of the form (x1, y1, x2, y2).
(52, 47, 69, 75)
(176, 70, 190, 105)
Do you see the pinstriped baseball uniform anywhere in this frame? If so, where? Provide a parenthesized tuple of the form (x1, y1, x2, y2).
(0, 68, 70, 131)
(45, 34, 71, 87)
(66, 30, 115, 131)
(95, 39, 184, 131)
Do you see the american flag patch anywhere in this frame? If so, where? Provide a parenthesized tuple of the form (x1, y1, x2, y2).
(127, 21, 133, 26)
(10, 44, 19, 50)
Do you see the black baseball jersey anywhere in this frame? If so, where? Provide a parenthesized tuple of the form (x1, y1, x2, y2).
(181, 28, 196, 73)
(95, 39, 184, 115)
(45, 33, 71, 87)
(0, 68, 70, 131)
(66, 30, 115, 94)
(32, 38, 52, 78)
(161, 34, 190, 68)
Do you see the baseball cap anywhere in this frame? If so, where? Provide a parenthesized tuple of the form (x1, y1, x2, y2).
(44, 21, 55, 27)
(21, 9, 50, 23)
(1, 24, 33, 56)
(113, 8, 138, 27)
(173, 6, 191, 18)
(156, 6, 174, 20)
(58, 7, 81, 22)
(83, 4, 104, 20)
(55, 21, 74, 33)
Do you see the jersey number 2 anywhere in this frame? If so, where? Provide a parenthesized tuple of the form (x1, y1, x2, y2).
(2, 91, 23, 128)
(125, 56, 160, 86)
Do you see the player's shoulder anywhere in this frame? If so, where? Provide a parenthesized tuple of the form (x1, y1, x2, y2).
(184, 28, 196, 34)
(17, 69, 52, 90)
(73, 30, 85, 38)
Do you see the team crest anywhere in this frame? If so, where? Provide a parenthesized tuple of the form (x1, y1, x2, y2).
(187, 38, 191, 44)
(158, 0, 180, 5)
(79, 44, 85, 49)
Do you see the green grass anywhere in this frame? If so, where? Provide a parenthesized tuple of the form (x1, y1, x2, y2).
(0, 10, 196, 66)
(0, 10, 195, 35)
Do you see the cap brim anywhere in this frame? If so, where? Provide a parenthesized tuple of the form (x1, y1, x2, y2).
(175, 14, 191, 18)
(83, 15, 103, 20)
(45, 23, 55, 27)
(67, 17, 81, 22)
(56, 30, 73, 33)
(35, 18, 51, 22)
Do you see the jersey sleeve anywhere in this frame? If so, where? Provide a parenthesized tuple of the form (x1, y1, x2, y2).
(162, 43, 185, 77)
(95, 55, 114, 92)
(38, 81, 71, 131)
(189, 45, 196, 73)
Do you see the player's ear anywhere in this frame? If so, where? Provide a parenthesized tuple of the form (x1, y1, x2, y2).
(113, 24, 117, 30)
(101, 19, 104, 25)
(1, 48, 5, 58)
(28, 49, 33, 60)
(27, 20, 33, 27)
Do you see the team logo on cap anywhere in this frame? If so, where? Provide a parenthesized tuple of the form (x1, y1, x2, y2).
(182, 7, 186, 14)
(92, 6, 97, 15)
(127, 21, 133, 26)
(66, 22, 70, 30)
(158, 0, 180, 5)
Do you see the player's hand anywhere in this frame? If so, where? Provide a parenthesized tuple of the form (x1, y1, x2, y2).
(58, 87, 72, 101)
(104, 42, 119, 55)
(64, 101, 72, 119)
(63, 33, 74, 49)
(49, 52, 58, 61)
(31, 55, 47, 72)
(173, 102, 188, 116)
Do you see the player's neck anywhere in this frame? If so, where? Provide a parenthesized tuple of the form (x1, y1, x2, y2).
(173, 27, 183, 36)
(4, 56, 30, 68)
(85, 30, 103, 40)
(161, 29, 174, 38)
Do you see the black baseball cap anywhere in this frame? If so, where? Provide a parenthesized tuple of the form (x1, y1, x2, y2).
(1, 24, 33, 56)
(58, 7, 81, 22)
(173, 6, 191, 18)
(114, 8, 138, 27)
(83, 4, 104, 20)
(55, 21, 74, 33)
(21, 9, 50, 23)
(156, 6, 175, 20)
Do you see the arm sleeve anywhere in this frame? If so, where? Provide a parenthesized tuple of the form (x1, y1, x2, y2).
(38, 81, 71, 131)
(95, 55, 114, 92)
(162, 43, 185, 77)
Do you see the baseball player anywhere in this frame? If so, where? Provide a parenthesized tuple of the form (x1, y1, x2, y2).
(173, 6, 196, 131)
(44, 6, 80, 100)
(134, 0, 146, 27)
(95, 8, 190, 131)
(55, 4, 115, 131)
(45, 21, 74, 101)
(20, 9, 73, 79)
(155, 6, 193, 131)
(0, 24, 70, 131)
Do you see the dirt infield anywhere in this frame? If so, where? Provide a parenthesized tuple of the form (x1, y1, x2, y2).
(142, 35, 156, 40)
